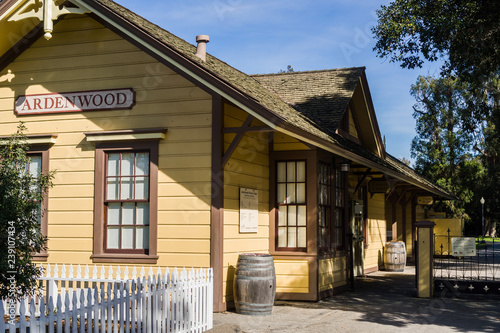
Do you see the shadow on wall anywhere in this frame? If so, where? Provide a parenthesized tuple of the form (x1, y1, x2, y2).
(225, 265, 236, 308)
(378, 250, 383, 270)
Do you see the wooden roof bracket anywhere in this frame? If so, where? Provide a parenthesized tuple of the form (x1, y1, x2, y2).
(353, 168, 371, 197)
(223, 115, 255, 167)
(7, 0, 90, 40)
(395, 188, 408, 206)
(384, 176, 399, 201)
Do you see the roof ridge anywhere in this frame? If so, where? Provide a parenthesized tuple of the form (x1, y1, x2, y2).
(250, 67, 366, 77)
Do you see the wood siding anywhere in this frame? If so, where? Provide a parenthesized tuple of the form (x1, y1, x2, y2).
(318, 257, 346, 292)
(275, 259, 309, 294)
(0, 15, 212, 269)
(365, 193, 385, 271)
(273, 132, 310, 151)
(222, 103, 270, 303)
(348, 107, 358, 138)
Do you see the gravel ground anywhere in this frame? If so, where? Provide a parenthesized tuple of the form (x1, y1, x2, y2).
(208, 266, 500, 333)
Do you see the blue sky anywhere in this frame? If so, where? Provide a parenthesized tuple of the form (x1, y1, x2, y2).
(115, 0, 443, 163)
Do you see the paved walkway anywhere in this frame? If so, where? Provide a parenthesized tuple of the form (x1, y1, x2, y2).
(209, 266, 500, 332)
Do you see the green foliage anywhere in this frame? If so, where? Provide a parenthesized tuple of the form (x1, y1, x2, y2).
(373, 0, 500, 236)
(479, 78, 500, 228)
(278, 65, 294, 73)
(410, 74, 500, 235)
(410, 75, 485, 220)
(372, 0, 500, 82)
(0, 124, 54, 300)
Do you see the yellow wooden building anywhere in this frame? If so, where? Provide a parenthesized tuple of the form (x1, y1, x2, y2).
(0, 0, 454, 312)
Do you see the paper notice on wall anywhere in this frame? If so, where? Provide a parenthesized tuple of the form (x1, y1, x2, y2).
(240, 188, 258, 233)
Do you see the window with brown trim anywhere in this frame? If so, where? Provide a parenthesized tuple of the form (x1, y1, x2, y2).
(104, 151, 150, 253)
(333, 168, 345, 250)
(276, 160, 307, 251)
(28, 148, 50, 261)
(92, 141, 158, 263)
(318, 162, 332, 252)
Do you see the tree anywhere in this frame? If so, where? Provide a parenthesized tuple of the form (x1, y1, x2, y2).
(0, 124, 54, 300)
(475, 77, 500, 233)
(278, 65, 294, 73)
(372, 0, 500, 82)
(410, 75, 484, 220)
(373, 0, 500, 235)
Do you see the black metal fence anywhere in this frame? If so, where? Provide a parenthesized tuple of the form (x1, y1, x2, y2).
(434, 237, 500, 295)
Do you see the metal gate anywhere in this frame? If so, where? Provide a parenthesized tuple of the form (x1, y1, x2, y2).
(434, 237, 500, 295)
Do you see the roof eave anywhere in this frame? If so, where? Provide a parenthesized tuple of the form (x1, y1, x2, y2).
(277, 121, 455, 199)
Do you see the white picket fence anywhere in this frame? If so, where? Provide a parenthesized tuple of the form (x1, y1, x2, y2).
(1, 265, 213, 333)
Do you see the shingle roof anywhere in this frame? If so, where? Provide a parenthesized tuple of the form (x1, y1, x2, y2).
(92, 0, 327, 138)
(252, 68, 364, 136)
(78, 1, 455, 198)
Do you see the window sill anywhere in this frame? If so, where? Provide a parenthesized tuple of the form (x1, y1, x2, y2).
(91, 253, 159, 264)
(32, 253, 49, 261)
(318, 251, 347, 259)
(270, 250, 311, 257)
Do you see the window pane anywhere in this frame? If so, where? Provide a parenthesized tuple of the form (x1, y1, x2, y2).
(296, 161, 306, 182)
(121, 153, 134, 176)
(107, 227, 120, 249)
(34, 205, 41, 225)
(277, 184, 286, 204)
(278, 227, 286, 247)
(107, 203, 121, 225)
(107, 154, 120, 177)
(122, 202, 135, 225)
(296, 183, 305, 203)
(136, 227, 149, 249)
(29, 156, 42, 178)
(320, 228, 326, 247)
(278, 206, 287, 226)
(286, 183, 296, 203)
(297, 206, 306, 226)
(29, 184, 39, 193)
(136, 152, 149, 176)
(121, 227, 134, 249)
(106, 177, 119, 200)
(335, 231, 342, 246)
(287, 227, 297, 247)
(287, 206, 296, 226)
(277, 162, 286, 182)
(286, 162, 296, 182)
(298, 227, 307, 248)
(136, 202, 149, 225)
(120, 177, 133, 200)
(135, 177, 149, 200)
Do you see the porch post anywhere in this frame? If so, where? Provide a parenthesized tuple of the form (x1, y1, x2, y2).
(415, 220, 435, 298)
(211, 94, 225, 312)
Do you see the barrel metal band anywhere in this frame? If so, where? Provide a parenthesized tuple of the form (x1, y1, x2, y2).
(234, 276, 275, 281)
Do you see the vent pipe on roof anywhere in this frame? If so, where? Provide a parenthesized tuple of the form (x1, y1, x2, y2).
(195, 35, 210, 62)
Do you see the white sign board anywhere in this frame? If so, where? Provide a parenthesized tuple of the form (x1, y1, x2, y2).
(15, 88, 135, 115)
(239, 188, 258, 233)
(451, 237, 476, 257)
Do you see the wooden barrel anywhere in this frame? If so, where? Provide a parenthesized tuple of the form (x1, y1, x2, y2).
(384, 241, 407, 272)
(233, 253, 276, 315)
